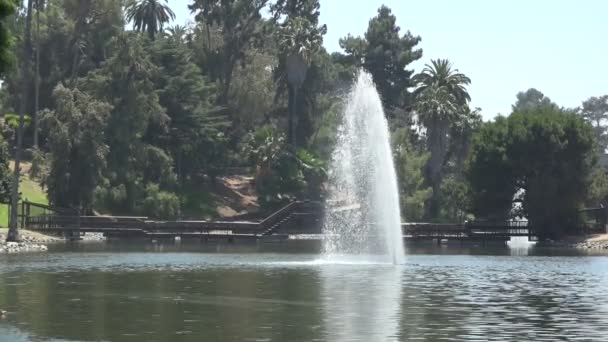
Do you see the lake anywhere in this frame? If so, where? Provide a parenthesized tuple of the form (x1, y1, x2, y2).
(1, 241, 607, 341)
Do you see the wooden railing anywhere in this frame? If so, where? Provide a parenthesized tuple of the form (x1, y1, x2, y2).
(24, 200, 323, 237)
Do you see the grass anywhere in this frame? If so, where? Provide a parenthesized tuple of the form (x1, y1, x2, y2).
(0, 162, 48, 228)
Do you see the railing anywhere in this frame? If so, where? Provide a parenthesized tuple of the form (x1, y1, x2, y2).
(403, 223, 468, 238)
(465, 220, 529, 228)
(23, 200, 323, 236)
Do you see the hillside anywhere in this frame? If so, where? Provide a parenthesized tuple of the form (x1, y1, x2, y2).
(0, 162, 259, 224)
(0, 162, 48, 227)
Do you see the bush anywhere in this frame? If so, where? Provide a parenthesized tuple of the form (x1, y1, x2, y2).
(242, 126, 326, 211)
(141, 183, 180, 219)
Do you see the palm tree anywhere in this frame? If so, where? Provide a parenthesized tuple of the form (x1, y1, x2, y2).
(165, 24, 188, 42)
(415, 59, 471, 106)
(414, 59, 471, 219)
(277, 17, 324, 147)
(125, 0, 176, 40)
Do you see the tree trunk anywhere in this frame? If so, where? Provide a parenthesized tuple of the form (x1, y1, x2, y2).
(69, 0, 91, 82)
(287, 85, 298, 148)
(425, 118, 449, 220)
(8, 104, 26, 242)
(8, 0, 36, 241)
(218, 59, 234, 105)
(33, 0, 41, 148)
(18, 0, 34, 121)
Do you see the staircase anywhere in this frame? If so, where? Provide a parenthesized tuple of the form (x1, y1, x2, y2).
(257, 201, 322, 237)
(260, 213, 295, 236)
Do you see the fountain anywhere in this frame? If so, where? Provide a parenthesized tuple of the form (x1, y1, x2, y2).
(322, 71, 405, 264)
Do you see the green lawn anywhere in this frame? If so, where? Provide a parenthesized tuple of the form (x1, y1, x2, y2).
(0, 173, 48, 228)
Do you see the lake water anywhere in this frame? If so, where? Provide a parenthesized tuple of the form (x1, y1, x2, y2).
(1, 241, 608, 342)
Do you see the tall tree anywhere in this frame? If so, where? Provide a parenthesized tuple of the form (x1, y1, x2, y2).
(512, 88, 558, 113)
(81, 33, 172, 214)
(0, 0, 17, 75)
(580, 95, 608, 151)
(467, 108, 596, 240)
(414, 59, 471, 106)
(189, 0, 268, 104)
(32, 0, 41, 147)
(42, 85, 111, 211)
(339, 5, 422, 113)
(150, 31, 228, 184)
(414, 59, 471, 219)
(2, 0, 22, 242)
(393, 127, 432, 221)
(272, 0, 326, 147)
(415, 84, 458, 219)
(125, 0, 175, 40)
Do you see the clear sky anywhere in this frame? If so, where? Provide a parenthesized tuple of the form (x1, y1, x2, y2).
(169, 0, 608, 120)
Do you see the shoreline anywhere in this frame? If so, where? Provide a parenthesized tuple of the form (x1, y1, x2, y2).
(0, 229, 58, 254)
(534, 233, 608, 250)
(1, 229, 608, 254)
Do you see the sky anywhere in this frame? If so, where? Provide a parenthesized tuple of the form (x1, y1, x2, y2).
(170, 0, 608, 120)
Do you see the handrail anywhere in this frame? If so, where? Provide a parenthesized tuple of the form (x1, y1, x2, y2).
(24, 200, 323, 234)
(259, 201, 301, 229)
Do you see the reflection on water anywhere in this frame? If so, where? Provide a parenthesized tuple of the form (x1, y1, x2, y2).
(507, 236, 536, 256)
(321, 263, 403, 341)
(0, 243, 608, 341)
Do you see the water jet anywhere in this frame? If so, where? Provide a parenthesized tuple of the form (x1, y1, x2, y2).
(322, 71, 405, 264)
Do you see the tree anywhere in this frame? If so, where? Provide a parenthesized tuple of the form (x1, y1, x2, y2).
(0, 133, 11, 203)
(393, 128, 432, 221)
(2, 0, 124, 131)
(275, 15, 325, 146)
(189, 0, 268, 104)
(467, 108, 597, 240)
(242, 125, 324, 211)
(339, 5, 422, 113)
(512, 88, 559, 113)
(150, 31, 228, 184)
(81, 33, 174, 214)
(125, 0, 175, 40)
(415, 84, 458, 218)
(42, 85, 111, 211)
(414, 59, 471, 219)
(1, 0, 22, 242)
(580, 95, 608, 151)
(0, 0, 18, 75)
(414, 59, 471, 106)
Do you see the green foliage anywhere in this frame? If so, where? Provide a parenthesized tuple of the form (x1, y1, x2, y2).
(28, 147, 49, 181)
(141, 183, 180, 219)
(242, 126, 324, 211)
(41, 84, 111, 210)
(150, 33, 229, 181)
(81, 32, 174, 213)
(439, 177, 471, 222)
(0, 132, 11, 203)
(296, 148, 326, 200)
(339, 5, 422, 112)
(586, 167, 608, 206)
(228, 48, 276, 137)
(579, 95, 608, 151)
(1, 0, 603, 233)
(393, 128, 432, 222)
(414, 58, 472, 219)
(467, 108, 597, 239)
(125, 0, 175, 40)
(0, 0, 18, 75)
(1, 113, 30, 142)
(414, 59, 471, 106)
(512, 88, 559, 114)
(189, 0, 268, 103)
